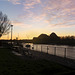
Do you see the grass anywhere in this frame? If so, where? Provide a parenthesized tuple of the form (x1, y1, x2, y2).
(0, 47, 75, 75)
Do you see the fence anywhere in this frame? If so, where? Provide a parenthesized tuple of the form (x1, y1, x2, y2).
(31, 44, 75, 60)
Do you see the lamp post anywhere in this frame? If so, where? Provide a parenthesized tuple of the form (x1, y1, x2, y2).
(11, 25, 13, 44)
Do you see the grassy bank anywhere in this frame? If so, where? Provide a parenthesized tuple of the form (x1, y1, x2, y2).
(0, 47, 75, 75)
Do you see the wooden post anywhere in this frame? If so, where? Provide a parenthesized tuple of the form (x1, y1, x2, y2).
(36, 45, 37, 51)
(47, 46, 49, 54)
(64, 48, 66, 58)
(32, 45, 34, 50)
(41, 45, 42, 52)
(54, 47, 56, 55)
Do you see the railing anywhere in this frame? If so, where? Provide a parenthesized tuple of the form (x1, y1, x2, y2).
(31, 45, 75, 60)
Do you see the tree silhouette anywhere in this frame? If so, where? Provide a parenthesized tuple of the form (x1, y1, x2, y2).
(0, 11, 11, 37)
(33, 32, 75, 46)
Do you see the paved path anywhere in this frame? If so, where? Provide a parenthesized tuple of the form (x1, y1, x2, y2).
(29, 49, 75, 69)
(12, 48, 75, 69)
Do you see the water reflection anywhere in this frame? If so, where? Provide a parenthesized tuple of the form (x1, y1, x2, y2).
(23, 43, 75, 59)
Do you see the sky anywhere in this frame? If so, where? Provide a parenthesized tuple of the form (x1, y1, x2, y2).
(0, 0, 75, 39)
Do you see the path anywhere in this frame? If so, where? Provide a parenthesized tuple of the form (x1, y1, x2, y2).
(12, 48, 75, 69)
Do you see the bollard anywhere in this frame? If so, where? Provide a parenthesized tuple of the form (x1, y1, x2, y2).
(32, 46, 34, 50)
(41, 45, 42, 52)
(47, 46, 48, 54)
(32, 45, 34, 50)
(54, 47, 56, 55)
(64, 48, 66, 58)
(36, 45, 37, 51)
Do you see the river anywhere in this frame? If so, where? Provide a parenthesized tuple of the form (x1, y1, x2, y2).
(22, 43, 75, 60)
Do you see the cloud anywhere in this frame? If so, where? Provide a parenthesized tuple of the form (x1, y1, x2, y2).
(18, 10, 46, 23)
(8, 0, 41, 9)
(11, 20, 24, 26)
(42, 0, 75, 27)
(0, 0, 7, 1)
(48, 19, 75, 28)
(31, 13, 46, 22)
(8, 0, 21, 4)
(18, 10, 34, 19)
(23, 0, 41, 10)
(11, 20, 32, 28)
(8, 0, 75, 28)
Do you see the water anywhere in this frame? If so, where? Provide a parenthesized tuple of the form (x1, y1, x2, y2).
(22, 43, 75, 60)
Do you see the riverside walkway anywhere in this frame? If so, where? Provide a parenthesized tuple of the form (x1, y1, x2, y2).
(12, 47, 75, 69)
(29, 49, 75, 69)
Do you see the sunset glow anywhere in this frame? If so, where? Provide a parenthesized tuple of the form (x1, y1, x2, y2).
(0, 0, 75, 39)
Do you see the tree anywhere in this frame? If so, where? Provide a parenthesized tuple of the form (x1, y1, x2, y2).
(0, 11, 11, 37)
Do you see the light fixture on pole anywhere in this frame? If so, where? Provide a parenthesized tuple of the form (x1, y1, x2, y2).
(11, 25, 13, 44)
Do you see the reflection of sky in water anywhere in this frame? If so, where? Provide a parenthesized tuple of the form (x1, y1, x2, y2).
(23, 43, 75, 59)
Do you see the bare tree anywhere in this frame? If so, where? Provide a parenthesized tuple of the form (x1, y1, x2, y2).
(0, 11, 11, 37)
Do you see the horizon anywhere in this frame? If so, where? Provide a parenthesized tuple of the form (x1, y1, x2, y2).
(0, 0, 75, 39)
(1, 32, 75, 40)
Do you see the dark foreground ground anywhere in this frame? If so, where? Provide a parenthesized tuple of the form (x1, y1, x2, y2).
(0, 47, 75, 75)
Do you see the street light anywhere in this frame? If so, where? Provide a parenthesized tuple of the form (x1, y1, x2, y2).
(11, 25, 13, 44)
